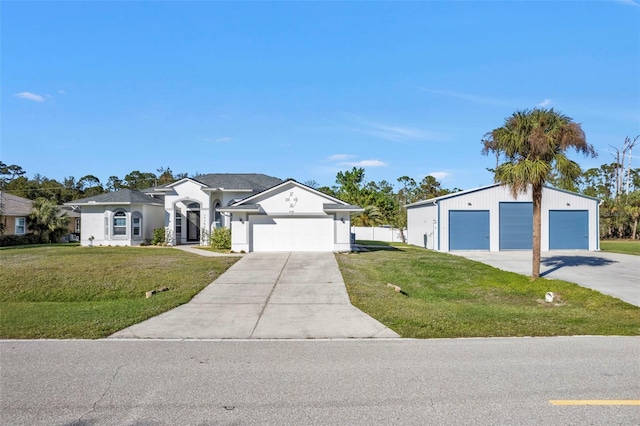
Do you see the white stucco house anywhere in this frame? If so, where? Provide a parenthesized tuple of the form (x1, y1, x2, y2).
(406, 184, 600, 252)
(66, 174, 362, 252)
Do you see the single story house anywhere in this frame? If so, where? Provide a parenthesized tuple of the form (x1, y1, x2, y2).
(67, 174, 362, 252)
(406, 184, 600, 252)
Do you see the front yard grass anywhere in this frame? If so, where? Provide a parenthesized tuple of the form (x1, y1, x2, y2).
(0, 245, 239, 339)
(336, 244, 640, 338)
(600, 240, 640, 256)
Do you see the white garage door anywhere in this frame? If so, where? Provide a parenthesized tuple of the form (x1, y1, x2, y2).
(250, 216, 334, 252)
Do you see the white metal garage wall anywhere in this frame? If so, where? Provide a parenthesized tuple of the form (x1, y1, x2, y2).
(407, 184, 599, 252)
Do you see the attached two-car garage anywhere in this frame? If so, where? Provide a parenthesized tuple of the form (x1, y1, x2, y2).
(250, 216, 334, 252)
(407, 184, 599, 252)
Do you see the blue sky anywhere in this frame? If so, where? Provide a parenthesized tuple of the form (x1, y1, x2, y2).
(2, 1, 639, 191)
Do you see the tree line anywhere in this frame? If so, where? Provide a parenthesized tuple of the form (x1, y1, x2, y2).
(0, 164, 188, 205)
(2, 126, 639, 244)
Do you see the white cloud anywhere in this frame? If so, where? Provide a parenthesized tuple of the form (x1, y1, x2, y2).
(339, 159, 386, 167)
(58, 90, 66, 95)
(13, 92, 45, 102)
(537, 99, 553, 107)
(354, 121, 443, 142)
(615, 0, 639, 7)
(419, 88, 511, 106)
(327, 154, 355, 161)
(428, 171, 452, 180)
(215, 136, 233, 143)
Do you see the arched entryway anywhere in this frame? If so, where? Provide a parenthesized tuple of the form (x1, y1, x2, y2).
(186, 202, 200, 242)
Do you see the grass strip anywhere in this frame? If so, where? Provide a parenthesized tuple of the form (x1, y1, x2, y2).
(336, 244, 640, 338)
(600, 240, 640, 256)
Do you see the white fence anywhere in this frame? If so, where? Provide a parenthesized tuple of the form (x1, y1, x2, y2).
(352, 226, 407, 243)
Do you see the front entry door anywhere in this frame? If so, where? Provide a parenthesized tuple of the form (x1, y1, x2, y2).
(187, 211, 200, 242)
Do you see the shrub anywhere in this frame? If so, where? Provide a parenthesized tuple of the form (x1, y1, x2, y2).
(151, 228, 165, 245)
(0, 233, 47, 247)
(210, 227, 231, 250)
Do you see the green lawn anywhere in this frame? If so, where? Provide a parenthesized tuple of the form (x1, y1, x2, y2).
(0, 245, 239, 339)
(336, 243, 640, 338)
(600, 240, 640, 256)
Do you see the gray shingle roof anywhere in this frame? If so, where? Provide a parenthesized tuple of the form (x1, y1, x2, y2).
(190, 174, 282, 191)
(67, 189, 163, 205)
(0, 191, 33, 215)
(323, 203, 363, 211)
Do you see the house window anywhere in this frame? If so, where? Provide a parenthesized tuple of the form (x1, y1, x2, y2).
(113, 211, 127, 236)
(104, 217, 109, 237)
(75, 218, 81, 233)
(132, 215, 142, 237)
(15, 217, 26, 235)
(175, 210, 182, 235)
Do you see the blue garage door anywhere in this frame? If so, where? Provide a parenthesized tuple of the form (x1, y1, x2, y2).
(549, 210, 589, 250)
(499, 202, 532, 250)
(449, 210, 490, 250)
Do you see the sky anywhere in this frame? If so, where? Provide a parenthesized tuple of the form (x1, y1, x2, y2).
(2, 1, 639, 192)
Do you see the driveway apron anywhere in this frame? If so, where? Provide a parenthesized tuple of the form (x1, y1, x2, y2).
(109, 252, 399, 339)
(453, 250, 640, 307)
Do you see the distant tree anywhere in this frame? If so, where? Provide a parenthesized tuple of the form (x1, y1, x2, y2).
(123, 171, 157, 189)
(303, 179, 319, 189)
(482, 108, 596, 279)
(335, 167, 366, 205)
(0, 162, 26, 189)
(78, 175, 104, 198)
(106, 176, 123, 192)
(27, 198, 69, 243)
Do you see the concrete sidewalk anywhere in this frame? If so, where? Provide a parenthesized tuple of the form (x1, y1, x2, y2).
(109, 252, 399, 339)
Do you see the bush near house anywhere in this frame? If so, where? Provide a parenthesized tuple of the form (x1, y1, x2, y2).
(210, 227, 231, 250)
(0, 233, 47, 247)
(151, 227, 165, 245)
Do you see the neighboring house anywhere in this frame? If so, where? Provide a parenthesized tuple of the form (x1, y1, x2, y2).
(66, 174, 363, 252)
(0, 191, 79, 241)
(0, 191, 32, 236)
(406, 184, 600, 252)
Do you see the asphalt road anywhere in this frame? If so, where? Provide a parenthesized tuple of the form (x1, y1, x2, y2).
(2, 337, 639, 425)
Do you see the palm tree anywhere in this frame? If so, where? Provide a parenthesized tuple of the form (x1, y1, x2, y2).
(28, 198, 69, 243)
(482, 108, 596, 278)
(352, 205, 384, 227)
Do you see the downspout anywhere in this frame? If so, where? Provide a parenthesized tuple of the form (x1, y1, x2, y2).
(596, 199, 602, 251)
(435, 200, 440, 251)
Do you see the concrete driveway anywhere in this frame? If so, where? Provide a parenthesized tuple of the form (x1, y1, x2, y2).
(453, 250, 640, 307)
(110, 252, 398, 339)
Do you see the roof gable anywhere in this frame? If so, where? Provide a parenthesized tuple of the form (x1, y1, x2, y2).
(158, 173, 283, 192)
(406, 183, 599, 208)
(230, 180, 354, 207)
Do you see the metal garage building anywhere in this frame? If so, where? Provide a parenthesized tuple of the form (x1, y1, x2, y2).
(406, 184, 600, 252)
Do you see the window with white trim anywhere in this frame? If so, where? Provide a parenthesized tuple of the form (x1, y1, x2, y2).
(113, 211, 127, 236)
(175, 209, 182, 236)
(132, 214, 142, 237)
(15, 217, 26, 234)
(75, 218, 81, 233)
